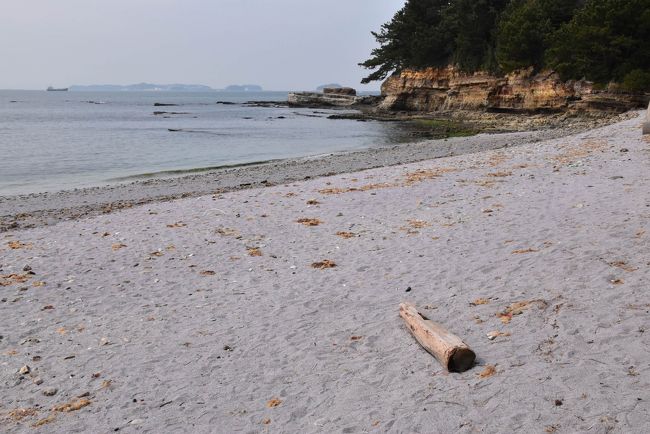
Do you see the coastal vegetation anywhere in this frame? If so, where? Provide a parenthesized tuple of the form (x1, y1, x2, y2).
(361, 0, 650, 91)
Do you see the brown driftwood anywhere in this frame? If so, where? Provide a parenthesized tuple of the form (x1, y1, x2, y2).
(399, 302, 475, 372)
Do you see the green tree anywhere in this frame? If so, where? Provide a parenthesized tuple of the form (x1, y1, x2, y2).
(359, 0, 453, 83)
(444, 0, 510, 72)
(496, 0, 582, 72)
(546, 0, 650, 87)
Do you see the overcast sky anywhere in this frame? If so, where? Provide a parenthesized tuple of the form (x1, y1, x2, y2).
(1, 0, 406, 91)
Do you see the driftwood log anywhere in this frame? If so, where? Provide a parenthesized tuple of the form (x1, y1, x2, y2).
(399, 302, 476, 372)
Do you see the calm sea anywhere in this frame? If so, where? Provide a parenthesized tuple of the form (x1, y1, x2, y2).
(0, 90, 417, 196)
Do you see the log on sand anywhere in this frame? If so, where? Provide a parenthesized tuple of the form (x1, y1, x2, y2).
(399, 302, 476, 372)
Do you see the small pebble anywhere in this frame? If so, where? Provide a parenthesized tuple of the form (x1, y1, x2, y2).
(23, 265, 32, 272)
(33, 377, 43, 385)
(18, 365, 30, 375)
(43, 387, 58, 396)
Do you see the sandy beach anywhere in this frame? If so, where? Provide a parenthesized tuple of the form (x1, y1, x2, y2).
(2, 111, 649, 432)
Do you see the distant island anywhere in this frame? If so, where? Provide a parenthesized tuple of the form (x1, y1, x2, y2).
(69, 83, 264, 92)
(316, 83, 343, 91)
(224, 84, 263, 92)
(70, 83, 215, 92)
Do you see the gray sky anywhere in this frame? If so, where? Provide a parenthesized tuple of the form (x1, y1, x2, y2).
(1, 0, 406, 91)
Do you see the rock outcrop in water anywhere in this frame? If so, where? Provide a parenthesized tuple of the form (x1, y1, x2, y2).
(380, 67, 647, 114)
(288, 87, 359, 107)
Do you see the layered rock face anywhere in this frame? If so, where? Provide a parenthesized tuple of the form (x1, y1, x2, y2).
(323, 87, 357, 96)
(380, 67, 645, 113)
(288, 87, 359, 107)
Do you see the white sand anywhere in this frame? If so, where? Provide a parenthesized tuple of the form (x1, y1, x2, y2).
(2, 112, 649, 433)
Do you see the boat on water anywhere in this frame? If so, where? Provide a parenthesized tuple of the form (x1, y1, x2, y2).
(46, 86, 69, 91)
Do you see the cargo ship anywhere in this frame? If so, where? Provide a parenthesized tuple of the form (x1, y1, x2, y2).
(46, 86, 69, 91)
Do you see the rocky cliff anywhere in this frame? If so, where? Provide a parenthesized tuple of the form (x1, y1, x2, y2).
(380, 67, 646, 113)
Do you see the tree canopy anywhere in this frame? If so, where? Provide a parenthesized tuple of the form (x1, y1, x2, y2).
(360, 0, 650, 90)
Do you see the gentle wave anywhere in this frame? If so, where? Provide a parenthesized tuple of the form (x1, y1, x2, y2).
(106, 159, 282, 182)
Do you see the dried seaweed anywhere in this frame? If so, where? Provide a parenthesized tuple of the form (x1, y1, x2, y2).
(311, 260, 336, 269)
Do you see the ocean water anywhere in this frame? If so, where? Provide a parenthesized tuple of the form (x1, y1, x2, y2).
(0, 90, 419, 196)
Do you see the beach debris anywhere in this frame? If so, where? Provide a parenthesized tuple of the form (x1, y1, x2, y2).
(149, 250, 164, 257)
(497, 300, 547, 324)
(306, 199, 321, 205)
(247, 247, 263, 257)
(52, 398, 91, 412)
(32, 281, 46, 287)
(262, 418, 271, 425)
(7, 408, 38, 421)
(200, 270, 216, 276)
(336, 231, 356, 239)
(610, 279, 624, 285)
(216, 227, 239, 237)
(311, 260, 336, 269)
(33, 377, 44, 385)
(318, 183, 393, 195)
(399, 302, 475, 372)
(0, 273, 31, 286)
(470, 298, 490, 306)
(32, 413, 56, 427)
(487, 171, 512, 178)
(511, 248, 539, 254)
(18, 365, 31, 375)
(405, 287, 412, 293)
(350, 336, 363, 341)
(167, 222, 187, 228)
(266, 398, 282, 408)
(111, 243, 127, 251)
(404, 167, 456, 185)
(487, 331, 511, 340)
(7, 241, 32, 250)
(609, 261, 638, 272)
(297, 218, 322, 226)
(479, 365, 497, 379)
(407, 219, 430, 229)
(43, 388, 58, 397)
(100, 379, 112, 389)
(554, 399, 563, 406)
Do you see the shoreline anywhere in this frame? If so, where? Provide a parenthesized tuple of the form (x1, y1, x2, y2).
(0, 111, 635, 232)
